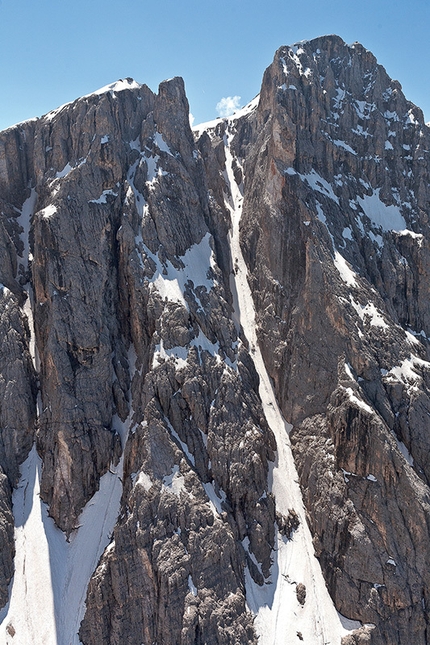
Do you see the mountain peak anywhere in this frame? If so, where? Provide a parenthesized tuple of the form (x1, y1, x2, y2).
(0, 36, 430, 645)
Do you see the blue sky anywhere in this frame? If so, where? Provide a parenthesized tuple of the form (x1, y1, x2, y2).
(0, 0, 429, 131)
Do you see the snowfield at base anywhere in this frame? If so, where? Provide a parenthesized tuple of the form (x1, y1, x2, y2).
(0, 347, 137, 645)
(222, 120, 360, 644)
(0, 446, 124, 645)
(0, 447, 122, 645)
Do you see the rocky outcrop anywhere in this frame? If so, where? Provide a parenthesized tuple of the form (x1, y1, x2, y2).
(205, 35, 430, 644)
(0, 34, 430, 645)
(0, 76, 276, 642)
(79, 78, 275, 643)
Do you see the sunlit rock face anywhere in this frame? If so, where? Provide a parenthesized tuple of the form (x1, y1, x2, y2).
(0, 35, 430, 645)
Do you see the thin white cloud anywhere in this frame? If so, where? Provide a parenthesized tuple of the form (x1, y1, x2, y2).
(216, 95, 241, 118)
(189, 112, 195, 127)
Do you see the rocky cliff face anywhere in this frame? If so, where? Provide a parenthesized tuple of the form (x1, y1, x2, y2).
(0, 35, 429, 645)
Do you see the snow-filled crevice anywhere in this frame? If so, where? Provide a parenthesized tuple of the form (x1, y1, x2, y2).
(223, 122, 361, 644)
(16, 186, 39, 373)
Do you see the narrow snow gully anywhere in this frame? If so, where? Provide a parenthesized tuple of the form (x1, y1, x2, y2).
(223, 121, 360, 645)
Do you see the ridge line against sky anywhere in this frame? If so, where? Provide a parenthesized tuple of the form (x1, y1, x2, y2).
(0, 0, 429, 131)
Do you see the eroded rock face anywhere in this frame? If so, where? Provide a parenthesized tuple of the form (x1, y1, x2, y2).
(209, 35, 430, 645)
(0, 34, 430, 645)
(79, 80, 275, 640)
(0, 76, 275, 642)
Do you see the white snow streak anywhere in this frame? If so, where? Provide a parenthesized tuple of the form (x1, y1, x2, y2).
(334, 252, 358, 287)
(223, 123, 357, 644)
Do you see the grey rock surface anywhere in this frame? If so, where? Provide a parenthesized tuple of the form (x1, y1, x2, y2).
(0, 35, 429, 645)
(210, 35, 430, 645)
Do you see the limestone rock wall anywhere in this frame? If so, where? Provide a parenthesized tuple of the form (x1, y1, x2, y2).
(0, 35, 429, 645)
(215, 35, 430, 645)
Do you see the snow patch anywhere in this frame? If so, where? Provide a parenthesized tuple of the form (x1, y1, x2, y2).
(41, 204, 57, 220)
(52, 157, 88, 181)
(344, 387, 374, 415)
(334, 252, 357, 287)
(56, 162, 73, 178)
(142, 233, 215, 309)
(396, 439, 414, 466)
(162, 465, 186, 497)
(154, 131, 173, 155)
(164, 417, 196, 467)
(333, 139, 357, 155)
(357, 188, 406, 232)
(353, 100, 376, 120)
(405, 110, 419, 126)
(396, 229, 423, 243)
(188, 575, 198, 596)
(89, 188, 118, 204)
(299, 169, 339, 204)
(350, 297, 388, 329)
(152, 340, 189, 369)
(202, 481, 226, 516)
(383, 355, 430, 391)
(136, 471, 153, 491)
(344, 362, 355, 380)
(352, 125, 372, 138)
(338, 613, 362, 631)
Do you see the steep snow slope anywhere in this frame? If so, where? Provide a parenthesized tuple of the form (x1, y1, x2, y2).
(0, 445, 125, 645)
(222, 116, 361, 644)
